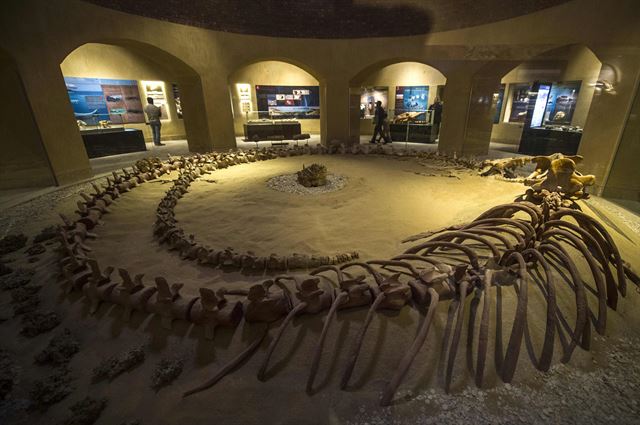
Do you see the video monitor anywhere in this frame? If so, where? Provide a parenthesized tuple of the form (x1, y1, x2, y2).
(255, 85, 320, 119)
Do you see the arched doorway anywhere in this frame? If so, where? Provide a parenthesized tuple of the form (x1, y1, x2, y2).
(59, 41, 211, 168)
(349, 61, 447, 146)
(489, 45, 602, 155)
(0, 47, 55, 189)
(228, 60, 323, 148)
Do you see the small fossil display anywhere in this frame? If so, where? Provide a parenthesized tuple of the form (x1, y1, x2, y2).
(0, 349, 17, 400)
(26, 243, 46, 256)
(297, 163, 327, 187)
(92, 346, 145, 382)
(151, 356, 184, 390)
(0, 268, 34, 290)
(0, 233, 28, 256)
(59, 396, 107, 425)
(20, 311, 61, 337)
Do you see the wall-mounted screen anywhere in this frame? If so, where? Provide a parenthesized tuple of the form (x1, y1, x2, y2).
(360, 86, 388, 118)
(394, 86, 429, 117)
(546, 81, 581, 124)
(65, 76, 145, 125)
(507, 83, 531, 123)
(255, 85, 320, 119)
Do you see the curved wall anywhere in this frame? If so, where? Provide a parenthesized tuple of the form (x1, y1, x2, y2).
(0, 0, 639, 199)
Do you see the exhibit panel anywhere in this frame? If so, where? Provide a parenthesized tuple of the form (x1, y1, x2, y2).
(505, 83, 531, 123)
(171, 83, 183, 119)
(360, 86, 389, 118)
(142, 80, 171, 120)
(64, 76, 145, 126)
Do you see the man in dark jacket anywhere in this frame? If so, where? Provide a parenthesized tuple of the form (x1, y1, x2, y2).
(370, 100, 391, 144)
(428, 97, 443, 143)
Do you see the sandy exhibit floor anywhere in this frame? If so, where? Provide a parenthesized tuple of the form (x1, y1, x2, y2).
(1, 151, 640, 425)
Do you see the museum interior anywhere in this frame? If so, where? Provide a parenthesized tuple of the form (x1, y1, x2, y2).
(0, 0, 639, 424)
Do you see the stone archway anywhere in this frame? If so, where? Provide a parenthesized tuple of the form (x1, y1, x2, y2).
(228, 58, 325, 147)
(349, 59, 447, 145)
(60, 40, 214, 157)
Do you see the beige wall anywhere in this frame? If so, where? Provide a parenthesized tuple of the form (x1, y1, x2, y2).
(60, 43, 186, 142)
(0, 54, 55, 188)
(601, 76, 640, 201)
(358, 62, 446, 136)
(561, 45, 601, 127)
(1, 0, 639, 198)
(229, 61, 320, 137)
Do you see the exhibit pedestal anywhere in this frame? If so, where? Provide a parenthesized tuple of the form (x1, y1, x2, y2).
(518, 127, 582, 155)
(243, 121, 302, 141)
(81, 128, 147, 158)
(389, 123, 433, 143)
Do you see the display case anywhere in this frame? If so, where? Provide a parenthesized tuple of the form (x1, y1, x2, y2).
(388, 108, 434, 143)
(518, 81, 583, 155)
(519, 125, 582, 155)
(81, 127, 146, 158)
(243, 120, 302, 141)
(389, 123, 433, 143)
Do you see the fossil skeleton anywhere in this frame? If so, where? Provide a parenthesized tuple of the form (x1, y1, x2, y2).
(55, 145, 639, 407)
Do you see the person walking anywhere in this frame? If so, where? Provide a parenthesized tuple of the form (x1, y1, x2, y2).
(428, 97, 443, 143)
(144, 97, 165, 146)
(370, 100, 391, 144)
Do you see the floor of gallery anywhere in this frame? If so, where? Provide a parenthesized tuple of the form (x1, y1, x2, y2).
(0, 137, 519, 213)
(2, 137, 638, 230)
(1, 149, 639, 424)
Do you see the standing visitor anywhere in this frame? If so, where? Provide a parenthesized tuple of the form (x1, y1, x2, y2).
(144, 97, 164, 146)
(370, 100, 391, 144)
(428, 97, 443, 143)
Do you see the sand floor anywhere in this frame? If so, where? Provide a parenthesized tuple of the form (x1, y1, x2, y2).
(1, 153, 639, 425)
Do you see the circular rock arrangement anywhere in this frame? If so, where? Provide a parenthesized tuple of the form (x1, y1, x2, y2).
(47, 141, 639, 409)
(267, 173, 347, 195)
(152, 150, 358, 271)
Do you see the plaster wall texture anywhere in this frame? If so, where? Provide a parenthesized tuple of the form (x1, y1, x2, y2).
(0, 54, 55, 189)
(357, 61, 447, 136)
(0, 0, 638, 198)
(561, 45, 601, 128)
(60, 43, 187, 142)
(229, 61, 320, 136)
(604, 82, 640, 201)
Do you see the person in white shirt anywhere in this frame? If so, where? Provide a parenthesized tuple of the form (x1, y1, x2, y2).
(144, 97, 164, 146)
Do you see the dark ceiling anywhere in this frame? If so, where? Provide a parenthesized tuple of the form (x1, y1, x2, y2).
(84, 0, 571, 39)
